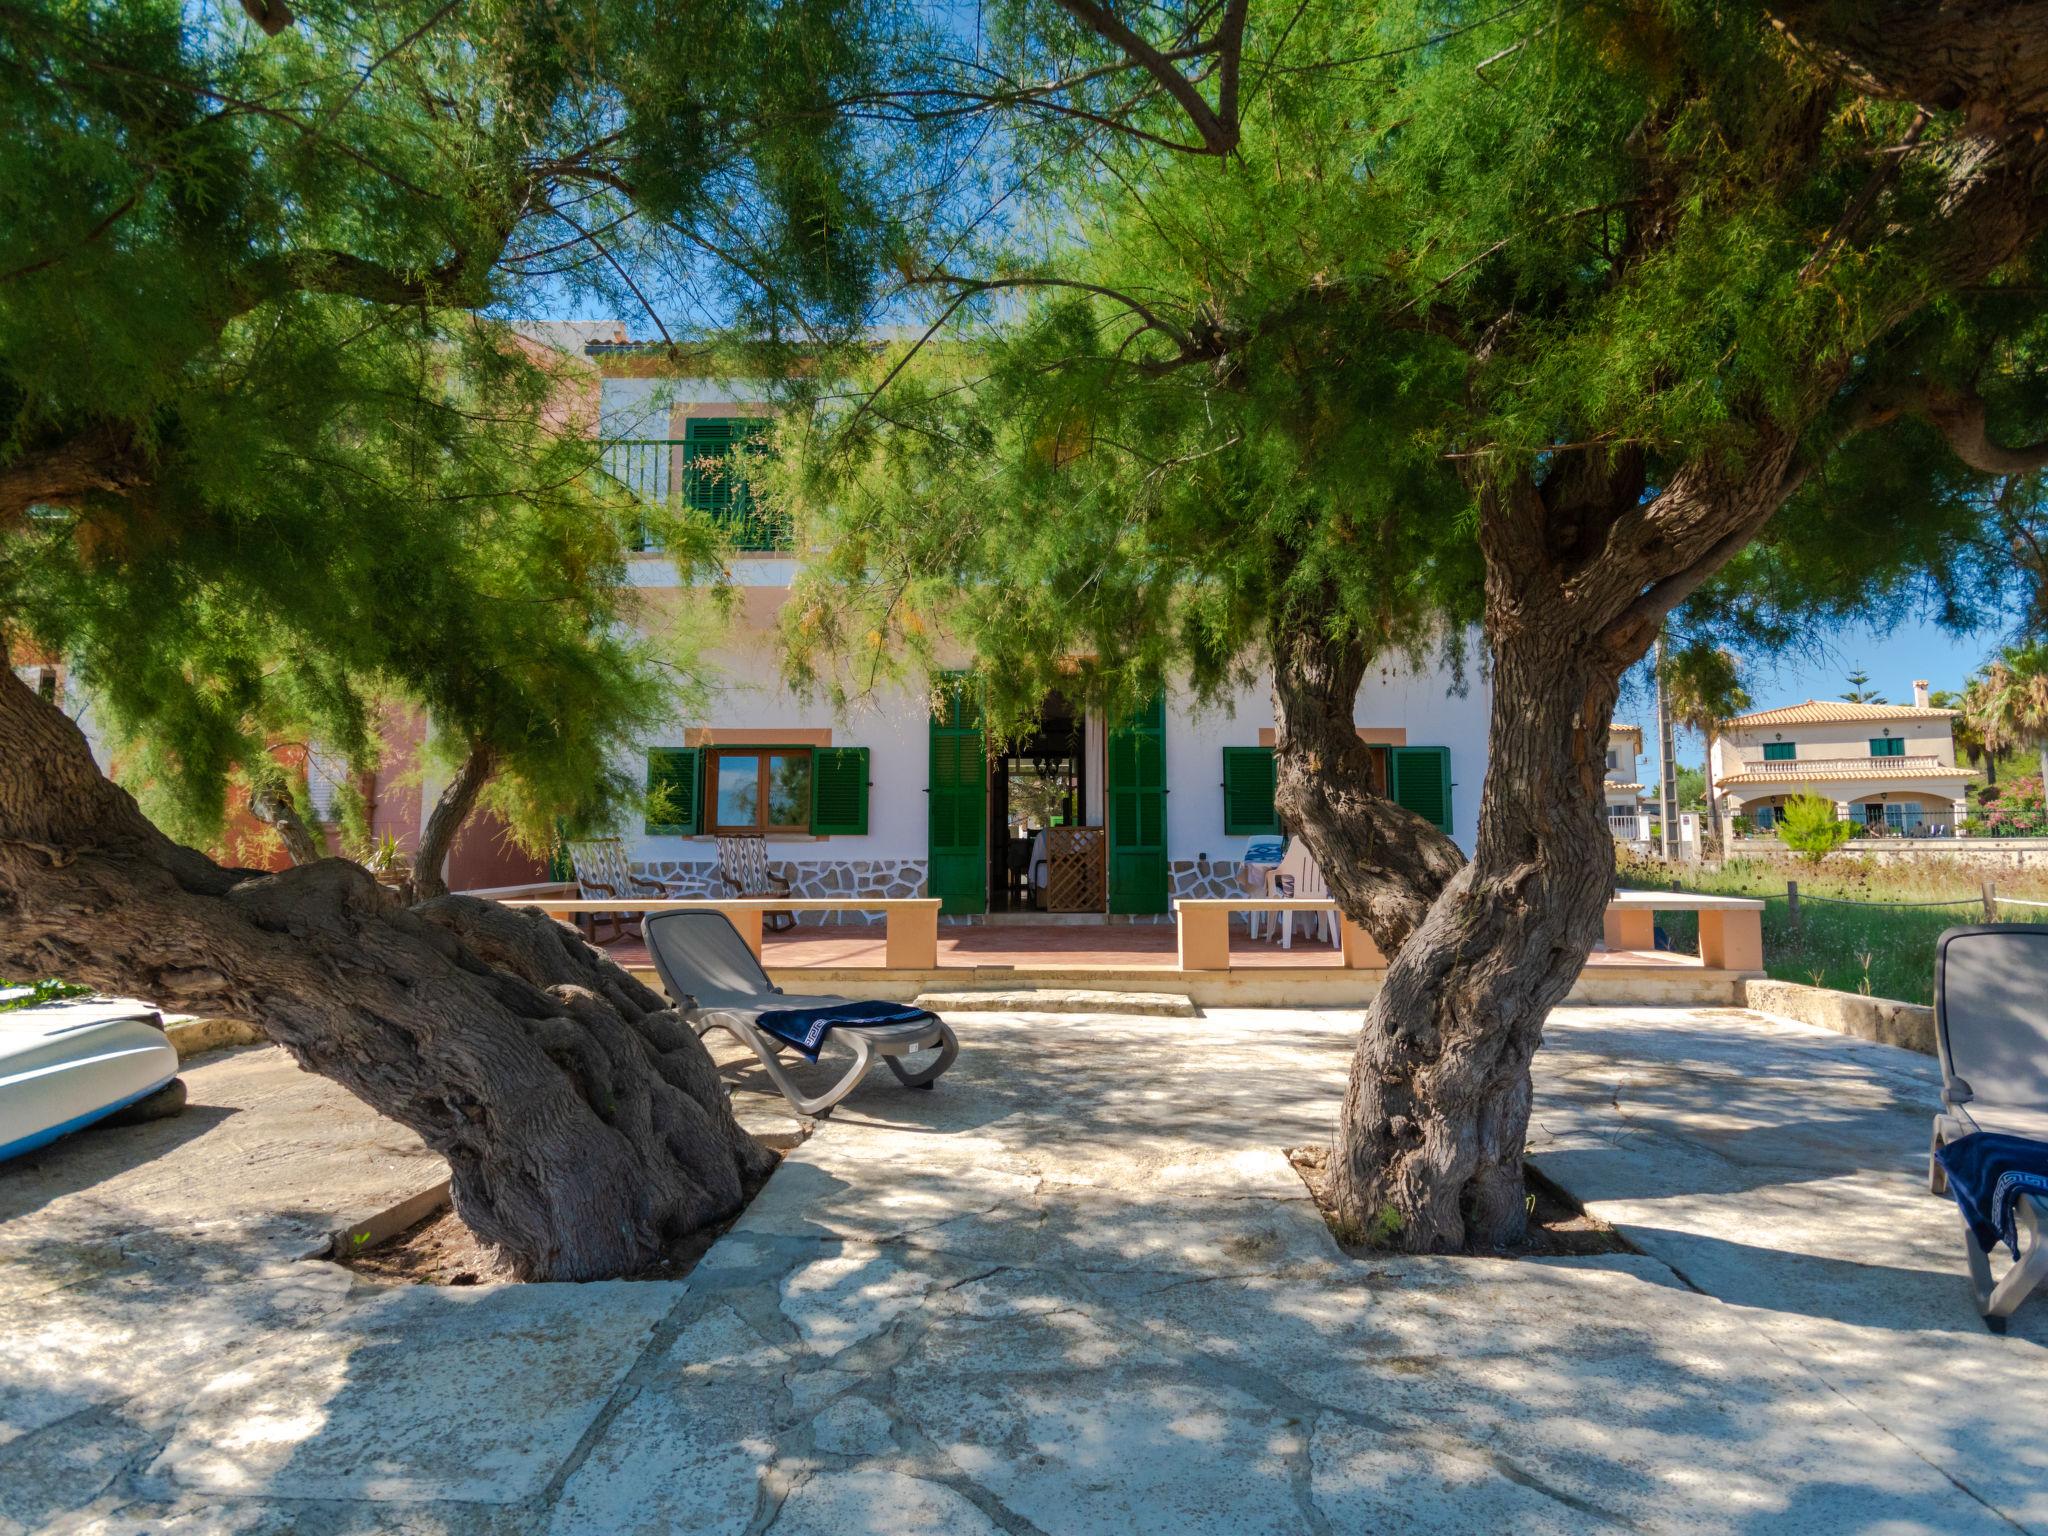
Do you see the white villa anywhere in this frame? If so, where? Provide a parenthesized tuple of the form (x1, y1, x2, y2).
(576, 331, 1491, 916)
(1710, 682, 1975, 837)
(1605, 724, 1648, 836)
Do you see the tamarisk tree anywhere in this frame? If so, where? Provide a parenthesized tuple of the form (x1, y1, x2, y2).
(0, 0, 935, 1277)
(775, 0, 2048, 1248)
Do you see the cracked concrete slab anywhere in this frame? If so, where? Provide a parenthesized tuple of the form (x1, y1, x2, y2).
(5, 1006, 2044, 1532)
(147, 1282, 679, 1504)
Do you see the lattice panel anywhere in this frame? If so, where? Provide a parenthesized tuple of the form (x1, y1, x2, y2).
(1046, 826, 1106, 912)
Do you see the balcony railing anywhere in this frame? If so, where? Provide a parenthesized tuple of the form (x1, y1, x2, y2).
(598, 438, 792, 553)
(1728, 753, 1948, 771)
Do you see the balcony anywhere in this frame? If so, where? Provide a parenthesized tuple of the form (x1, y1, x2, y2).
(598, 437, 792, 554)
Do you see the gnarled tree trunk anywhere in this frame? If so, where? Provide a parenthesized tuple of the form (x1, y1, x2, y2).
(411, 739, 496, 901)
(1323, 445, 1806, 1251)
(0, 664, 770, 1281)
(1269, 591, 1466, 950)
(1326, 629, 1622, 1249)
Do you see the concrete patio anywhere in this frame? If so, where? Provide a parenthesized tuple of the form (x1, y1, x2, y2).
(2, 1002, 2042, 1533)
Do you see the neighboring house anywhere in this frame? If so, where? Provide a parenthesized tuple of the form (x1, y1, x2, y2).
(580, 333, 1492, 917)
(1604, 724, 1648, 836)
(1710, 681, 1976, 836)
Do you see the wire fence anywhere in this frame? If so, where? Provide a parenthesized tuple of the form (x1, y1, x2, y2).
(1645, 877, 2048, 1004)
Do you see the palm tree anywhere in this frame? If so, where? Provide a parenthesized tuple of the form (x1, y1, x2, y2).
(1659, 646, 1751, 853)
(1932, 685, 1996, 789)
(1965, 646, 2048, 787)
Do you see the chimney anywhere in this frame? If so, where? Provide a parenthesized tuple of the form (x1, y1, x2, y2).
(1913, 679, 1931, 709)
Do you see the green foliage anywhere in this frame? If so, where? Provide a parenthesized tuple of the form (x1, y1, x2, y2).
(0, 978, 94, 1011)
(0, 0, 944, 856)
(1674, 766, 1707, 810)
(769, 1, 2048, 737)
(1776, 795, 1856, 864)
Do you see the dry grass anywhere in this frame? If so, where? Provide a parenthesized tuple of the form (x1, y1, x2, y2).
(1623, 849, 2048, 1004)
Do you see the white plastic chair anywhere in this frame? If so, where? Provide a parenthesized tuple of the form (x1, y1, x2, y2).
(1268, 841, 1340, 951)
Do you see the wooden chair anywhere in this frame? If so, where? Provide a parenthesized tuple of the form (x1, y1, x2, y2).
(715, 835, 796, 932)
(565, 837, 688, 944)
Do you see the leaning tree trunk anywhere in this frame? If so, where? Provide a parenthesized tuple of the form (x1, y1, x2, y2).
(0, 665, 771, 1280)
(1324, 629, 1623, 1249)
(1322, 444, 1803, 1251)
(1268, 583, 1467, 947)
(411, 740, 496, 901)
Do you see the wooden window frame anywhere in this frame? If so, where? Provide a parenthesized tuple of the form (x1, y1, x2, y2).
(1762, 742, 1797, 761)
(705, 745, 815, 834)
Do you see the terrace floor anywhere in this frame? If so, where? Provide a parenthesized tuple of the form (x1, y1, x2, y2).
(4, 1002, 2041, 1531)
(598, 921, 1702, 972)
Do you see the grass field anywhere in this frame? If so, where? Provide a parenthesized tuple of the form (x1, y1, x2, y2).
(1619, 852, 2048, 1005)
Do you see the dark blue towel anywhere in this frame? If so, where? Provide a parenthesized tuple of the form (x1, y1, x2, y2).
(754, 1000, 935, 1061)
(1935, 1131, 2048, 1259)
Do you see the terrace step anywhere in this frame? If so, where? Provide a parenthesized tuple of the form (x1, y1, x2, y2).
(912, 988, 1197, 1017)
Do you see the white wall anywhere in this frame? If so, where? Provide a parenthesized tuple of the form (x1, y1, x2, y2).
(1164, 648, 1491, 860)
(622, 637, 930, 868)
(598, 375, 773, 438)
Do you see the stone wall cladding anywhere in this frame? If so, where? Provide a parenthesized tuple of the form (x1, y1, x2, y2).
(634, 857, 929, 925)
(1171, 860, 1246, 900)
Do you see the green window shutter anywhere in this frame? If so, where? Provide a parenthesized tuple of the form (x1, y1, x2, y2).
(810, 747, 870, 834)
(1108, 693, 1168, 914)
(1869, 737, 1905, 757)
(1389, 745, 1452, 834)
(680, 418, 767, 512)
(1762, 742, 1796, 761)
(1222, 747, 1281, 836)
(645, 748, 699, 835)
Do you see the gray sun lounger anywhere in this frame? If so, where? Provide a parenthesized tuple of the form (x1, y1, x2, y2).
(1928, 924, 2048, 1328)
(645, 909, 959, 1117)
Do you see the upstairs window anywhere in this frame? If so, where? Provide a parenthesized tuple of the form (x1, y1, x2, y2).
(1869, 737, 1906, 758)
(1762, 742, 1796, 761)
(1605, 749, 1619, 771)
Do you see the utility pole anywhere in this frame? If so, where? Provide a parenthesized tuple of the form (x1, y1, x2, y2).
(1656, 631, 1679, 862)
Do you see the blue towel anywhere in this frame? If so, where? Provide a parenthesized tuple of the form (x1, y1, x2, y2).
(1243, 840, 1286, 865)
(1935, 1131, 2048, 1259)
(754, 1000, 935, 1061)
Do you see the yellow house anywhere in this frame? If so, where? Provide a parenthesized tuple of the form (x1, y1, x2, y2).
(1710, 682, 1976, 836)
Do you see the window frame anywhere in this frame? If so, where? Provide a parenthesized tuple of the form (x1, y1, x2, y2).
(1762, 742, 1797, 761)
(1869, 736, 1906, 758)
(704, 745, 816, 834)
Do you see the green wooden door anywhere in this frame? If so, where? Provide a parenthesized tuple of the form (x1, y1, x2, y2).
(928, 680, 987, 915)
(1108, 694, 1168, 914)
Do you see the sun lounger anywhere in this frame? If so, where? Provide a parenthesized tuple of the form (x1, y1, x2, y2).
(1928, 924, 2048, 1330)
(644, 909, 959, 1116)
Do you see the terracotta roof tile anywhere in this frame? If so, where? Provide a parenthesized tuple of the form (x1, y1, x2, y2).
(1724, 699, 1956, 728)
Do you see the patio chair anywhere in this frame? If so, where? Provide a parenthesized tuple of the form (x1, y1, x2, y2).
(715, 834, 796, 932)
(1268, 840, 1341, 951)
(566, 836, 689, 944)
(645, 909, 958, 1116)
(1927, 924, 2048, 1330)
(1236, 836, 1287, 938)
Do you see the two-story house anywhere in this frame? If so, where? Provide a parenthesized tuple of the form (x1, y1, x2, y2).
(1604, 724, 1648, 836)
(1710, 682, 1975, 836)
(578, 332, 1494, 916)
